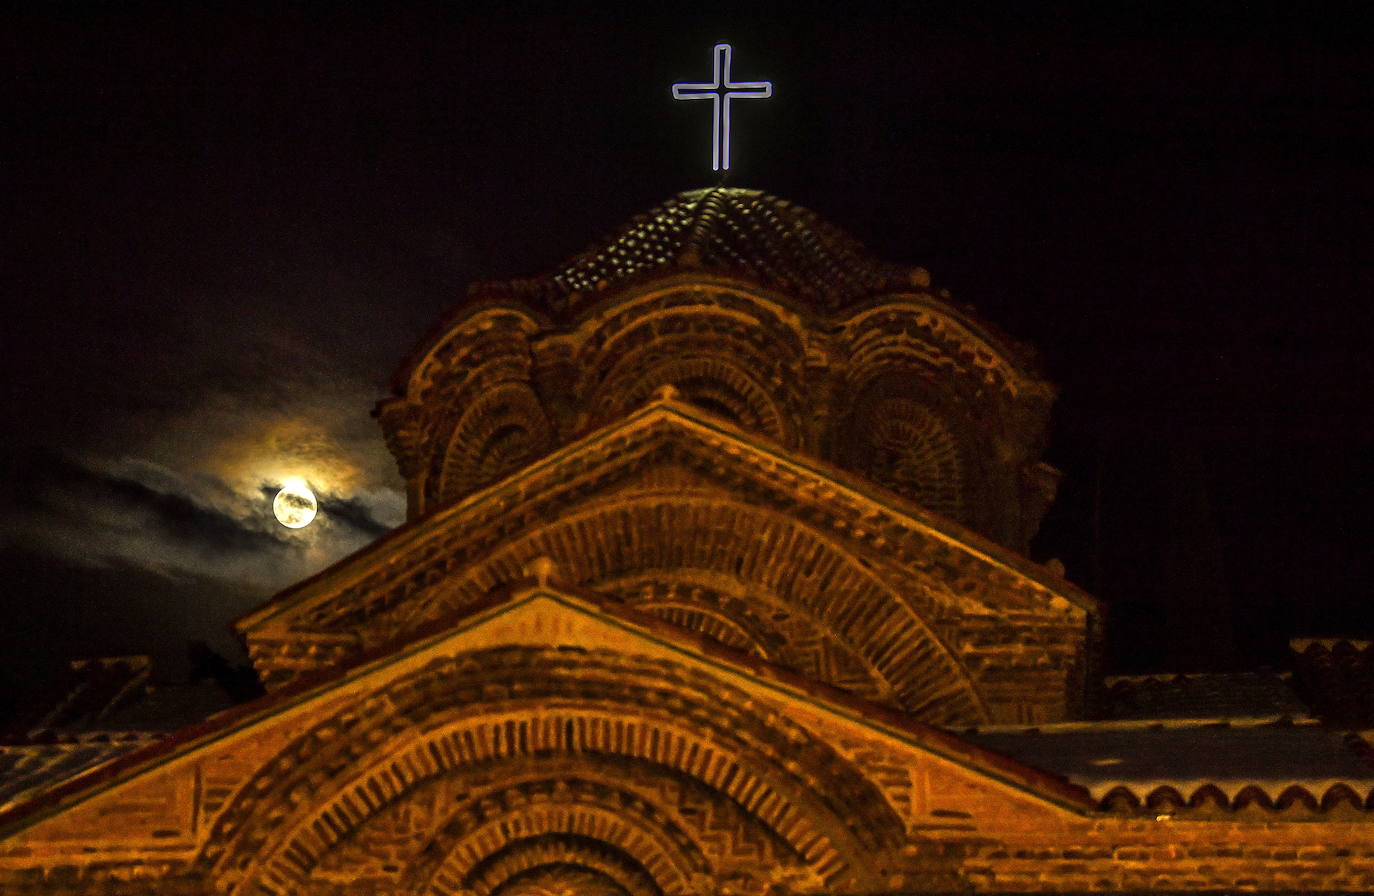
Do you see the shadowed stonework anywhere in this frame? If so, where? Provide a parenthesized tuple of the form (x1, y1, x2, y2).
(2, 189, 1372, 894)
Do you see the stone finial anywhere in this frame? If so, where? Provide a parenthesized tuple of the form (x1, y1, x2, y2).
(524, 555, 557, 585)
(653, 384, 682, 403)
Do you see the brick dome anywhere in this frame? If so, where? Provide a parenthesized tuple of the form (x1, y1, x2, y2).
(478, 187, 916, 317)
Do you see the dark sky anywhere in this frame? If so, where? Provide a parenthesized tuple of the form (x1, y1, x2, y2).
(4, 6, 1373, 706)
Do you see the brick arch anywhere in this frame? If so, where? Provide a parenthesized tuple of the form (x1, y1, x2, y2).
(572, 281, 810, 389)
(415, 497, 987, 724)
(409, 776, 718, 895)
(595, 352, 791, 444)
(587, 336, 798, 447)
(835, 305, 1054, 548)
(469, 844, 651, 896)
(575, 287, 810, 449)
(490, 863, 635, 896)
(837, 301, 1035, 402)
(606, 574, 887, 701)
(831, 364, 992, 534)
(240, 713, 855, 894)
(202, 649, 902, 895)
(413, 786, 705, 896)
(838, 394, 967, 520)
(432, 379, 553, 507)
(633, 601, 768, 657)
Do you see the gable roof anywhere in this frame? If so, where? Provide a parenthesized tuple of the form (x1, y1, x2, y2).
(965, 721, 1374, 810)
(238, 394, 1096, 642)
(0, 577, 1096, 838)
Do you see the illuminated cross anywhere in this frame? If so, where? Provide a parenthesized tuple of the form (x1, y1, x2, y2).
(672, 43, 773, 171)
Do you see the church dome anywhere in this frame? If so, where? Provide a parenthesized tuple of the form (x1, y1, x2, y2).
(479, 187, 915, 317)
(382, 187, 1059, 552)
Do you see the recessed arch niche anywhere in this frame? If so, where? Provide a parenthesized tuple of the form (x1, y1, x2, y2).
(431, 380, 553, 507)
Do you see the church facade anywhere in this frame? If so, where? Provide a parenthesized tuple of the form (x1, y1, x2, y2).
(2, 188, 1372, 893)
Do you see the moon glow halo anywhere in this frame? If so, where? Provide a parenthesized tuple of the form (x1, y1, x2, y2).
(273, 478, 318, 529)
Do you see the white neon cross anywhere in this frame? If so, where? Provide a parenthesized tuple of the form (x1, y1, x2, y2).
(672, 43, 773, 171)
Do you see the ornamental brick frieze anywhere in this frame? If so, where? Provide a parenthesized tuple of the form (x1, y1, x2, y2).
(246, 406, 1092, 723)
(403, 308, 544, 399)
(614, 577, 888, 702)
(0, 865, 204, 896)
(384, 263, 1055, 546)
(272, 485, 992, 722)
(838, 302, 1049, 402)
(427, 379, 554, 507)
(383, 498, 986, 723)
(202, 647, 911, 896)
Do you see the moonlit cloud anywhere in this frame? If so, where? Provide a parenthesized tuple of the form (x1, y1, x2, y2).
(4, 313, 408, 597)
(6, 449, 395, 593)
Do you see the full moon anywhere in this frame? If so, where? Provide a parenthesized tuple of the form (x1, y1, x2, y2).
(273, 478, 318, 529)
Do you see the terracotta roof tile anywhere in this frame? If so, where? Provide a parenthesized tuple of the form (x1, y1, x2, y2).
(1103, 671, 1310, 721)
(965, 721, 1374, 810)
(475, 187, 915, 316)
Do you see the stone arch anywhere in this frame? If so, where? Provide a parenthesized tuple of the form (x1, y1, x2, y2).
(431, 379, 553, 507)
(411, 497, 987, 724)
(467, 844, 655, 896)
(411, 780, 709, 896)
(574, 285, 810, 448)
(602, 354, 787, 441)
(605, 574, 884, 700)
(202, 648, 903, 895)
(843, 395, 966, 520)
(834, 303, 1054, 547)
(831, 361, 986, 527)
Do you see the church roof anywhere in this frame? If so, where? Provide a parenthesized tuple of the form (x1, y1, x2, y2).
(0, 660, 243, 815)
(240, 396, 1097, 662)
(0, 579, 1099, 838)
(1102, 671, 1311, 722)
(474, 187, 919, 317)
(965, 721, 1374, 810)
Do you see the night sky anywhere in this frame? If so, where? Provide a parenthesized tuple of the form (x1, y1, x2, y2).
(4, 6, 1373, 712)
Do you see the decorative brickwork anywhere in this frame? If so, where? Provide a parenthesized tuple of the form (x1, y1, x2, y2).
(240, 402, 1094, 725)
(3, 189, 1372, 893)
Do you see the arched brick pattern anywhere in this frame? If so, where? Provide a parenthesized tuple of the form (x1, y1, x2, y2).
(406, 498, 985, 724)
(575, 287, 810, 450)
(432, 380, 553, 507)
(201, 649, 904, 896)
(853, 398, 965, 520)
(609, 576, 886, 701)
(417, 796, 698, 896)
(596, 354, 788, 443)
(469, 847, 649, 896)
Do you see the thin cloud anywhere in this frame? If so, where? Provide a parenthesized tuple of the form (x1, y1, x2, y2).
(5, 448, 400, 593)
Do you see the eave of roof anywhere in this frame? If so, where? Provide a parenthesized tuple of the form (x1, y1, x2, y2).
(0, 578, 1097, 838)
(237, 396, 1097, 637)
